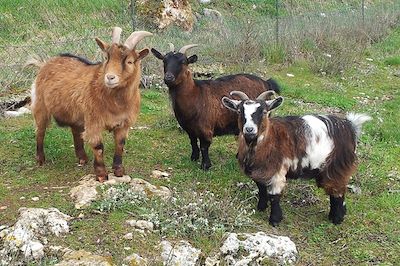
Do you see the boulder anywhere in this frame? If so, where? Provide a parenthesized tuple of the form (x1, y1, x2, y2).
(160, 240, 201, 266)
(138, 0, 194, 31)
(0, 208, 71, 263)
(219, 232, 297, 264)
(203, 8, 222, 22)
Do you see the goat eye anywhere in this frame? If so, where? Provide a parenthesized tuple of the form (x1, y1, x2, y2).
(127, 61, 133, 65)
(263, 110, 268, 115)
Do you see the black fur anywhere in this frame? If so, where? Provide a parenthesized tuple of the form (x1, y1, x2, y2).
(59, 53, 100, 65)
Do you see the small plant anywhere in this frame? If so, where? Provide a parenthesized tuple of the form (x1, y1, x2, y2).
(91, 183, 148, 212)
(137, 189, 255, 238)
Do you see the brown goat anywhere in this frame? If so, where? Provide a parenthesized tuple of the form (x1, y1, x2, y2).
(30, 27, 152, 181)
(151, 44, 280, 170)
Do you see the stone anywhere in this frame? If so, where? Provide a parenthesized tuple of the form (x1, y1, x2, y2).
(219, 232, 297, 264)
(123, 233, 133, 240)
(151, 170, 171, 180)
(160, 240, 201, 265)
(0, 208, 71, 262)
(55, 250, 113, 266)
(4, 106, 31, 118)
(70, 174, 131, 209)
(135, 220, 154, 231)
(130, 178, 171, 199)
(204, 255, 220, 266)
(31, 197, 40, 201)
(203, 8, 222, 22)
(138, 0, 194, 31)
(123, 253, 148, 266)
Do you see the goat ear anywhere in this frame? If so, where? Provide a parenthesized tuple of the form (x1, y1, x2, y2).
(151, 48, 164, 60)
(222, 97, 240, 113)
(95, 38, 109, 52)
(187, 55, 198, 64)
(266, 96, 284, 111)
(137, 48, 150, 61)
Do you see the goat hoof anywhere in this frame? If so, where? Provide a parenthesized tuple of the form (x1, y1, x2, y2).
(36, 156, 45, 166)
(97, 175, 108, 183)
(78, 158, 88, 166)
(257, 201, 268, 211)
(269, 214, 283, 227)
(113, 166, 125, 177)
(200, 163, 211, 171)
(191, 154, 199, 161)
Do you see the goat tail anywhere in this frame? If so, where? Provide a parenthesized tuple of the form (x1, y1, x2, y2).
(346, 113, 372, 139)
(24, 56, 46, 69)
(265, 78, 281, 94)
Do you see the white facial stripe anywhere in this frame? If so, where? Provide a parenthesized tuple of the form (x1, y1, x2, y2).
(243, 102, 260, 134)
(302, 115, 334, 169)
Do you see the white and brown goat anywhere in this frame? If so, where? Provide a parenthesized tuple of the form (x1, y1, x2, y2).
(222, 91, 371, 225)
(30, 27, 152, 181)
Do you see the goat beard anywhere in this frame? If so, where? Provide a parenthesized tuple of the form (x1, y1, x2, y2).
(244, 133, 258, 145)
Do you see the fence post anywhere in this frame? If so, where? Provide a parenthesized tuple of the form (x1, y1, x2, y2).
(275, 0, 279, 46)
(361, 0, 365, 26)
(131, 0, 136, 31)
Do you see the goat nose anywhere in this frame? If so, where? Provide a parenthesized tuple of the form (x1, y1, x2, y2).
(245, 127, 255, 134)
(106, 74, 116, 81)
(164, 73, 175, 82)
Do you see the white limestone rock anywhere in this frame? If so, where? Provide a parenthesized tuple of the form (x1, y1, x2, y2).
(160, 240, 201, 266)
(54, 250, 112, 266)
(220, 232, 297, 264)
(0, 208, 71, 262)
(123, 253, 148, 265)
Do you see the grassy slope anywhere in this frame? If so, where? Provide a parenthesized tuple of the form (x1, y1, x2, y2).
(1, 1, 400, 265)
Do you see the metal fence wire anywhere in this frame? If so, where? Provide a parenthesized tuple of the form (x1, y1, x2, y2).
(0, 0, 399, 101)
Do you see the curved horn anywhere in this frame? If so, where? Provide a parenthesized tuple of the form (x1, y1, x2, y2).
(168, 43, 175, 52)
(230, 91, 249, 100)
(124, 31, 153, 50)
(179, 44, 198, 55)
(111, 27, 122, 44)
(256, 90, 277, 101)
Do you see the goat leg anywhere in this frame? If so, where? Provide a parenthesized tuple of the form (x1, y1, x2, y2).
(92, 142, 108, 182)
(71, 126, 88, 165)
(112, 127, 127, 177)
(256, 181, 268, 211)
(328, 195, 346, 225)
(268, 194, 283, 226)
(199, 137, 211, 170)
(189, 135, 199, 161)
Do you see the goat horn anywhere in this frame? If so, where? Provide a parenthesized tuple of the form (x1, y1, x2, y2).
(179, 44, 198, 55)
(256, 90, 277, 101)
(230, 91, 249, 100)
(168, 43, 175, 52)
(124, 31, 153, 50)
(111, 27, 122, 44)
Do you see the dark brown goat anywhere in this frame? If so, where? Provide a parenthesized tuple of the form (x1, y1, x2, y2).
(222, 91, 371, 225)
(30, 27, 152, 181)
(151, 44, 280, 170)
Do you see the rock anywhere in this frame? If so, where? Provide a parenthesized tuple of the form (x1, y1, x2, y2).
(124, 253, 148, 265)
(347, 184, 362, 195)
(199, 0, 211, 3)
(136, 220, 154, 231)
(0, 206, 7, 210)
(151, 170, 171, 180)
(219, 232, 297, 264)
(286, 73, 295, 77)
(31, 196, 40, 201)
(55, 250, 113, 266)
(204, 255, 220, 266)
(123, 233, 133, 240)
(160, 240, 201, 265)
(70, 174, 131, 209)
(130, 178, 171, 199)
(4, 106, 31, 118)
(0, 208, 71, 262)
(203, 8, 222, 22)
(138, 0, 194, 31)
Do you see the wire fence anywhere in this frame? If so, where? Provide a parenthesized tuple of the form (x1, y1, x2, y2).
(0, 0, 399, 105)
